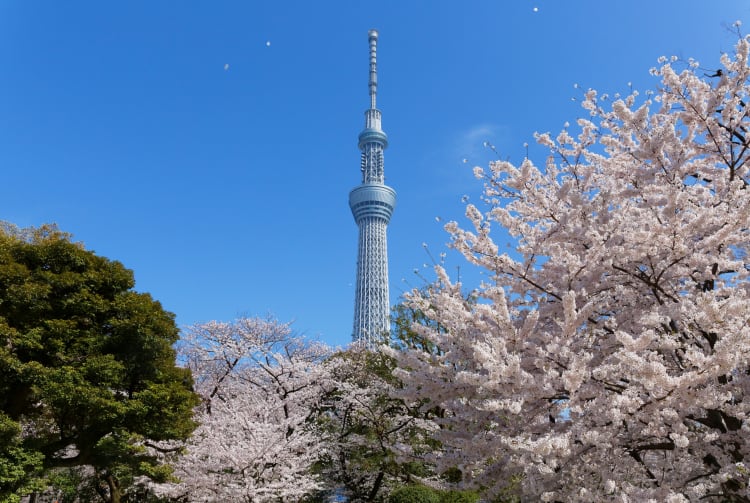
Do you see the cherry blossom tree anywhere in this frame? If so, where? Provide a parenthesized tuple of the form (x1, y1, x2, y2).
(153, 317, 334, 502)
(388, 32, 750, 502)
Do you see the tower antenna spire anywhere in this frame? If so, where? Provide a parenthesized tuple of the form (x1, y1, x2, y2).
(368, 29, 378, 109)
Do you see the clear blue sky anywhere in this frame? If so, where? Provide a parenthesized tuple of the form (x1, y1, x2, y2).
(1, 1, 748, 348)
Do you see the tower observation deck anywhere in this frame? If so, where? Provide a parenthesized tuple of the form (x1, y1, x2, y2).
(349, 29, 396, 346)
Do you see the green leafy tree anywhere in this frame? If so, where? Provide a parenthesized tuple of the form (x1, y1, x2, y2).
(317, 296, 479, 503)
(0, 223, 199, 503)
(317, 347, 436, 502)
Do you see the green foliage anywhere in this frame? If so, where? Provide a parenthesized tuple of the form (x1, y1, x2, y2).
(0, 413, 44, 502)
(0, 223, 199, 502)
(391, 303, 442, 354)
(317, 348, 437, 501)
(388, 485, 441, 503)
(46, 467, 100, 503)
(310, 303, 460, 501)
(387, 485, 480, 503)
(439, 489, 480, 503)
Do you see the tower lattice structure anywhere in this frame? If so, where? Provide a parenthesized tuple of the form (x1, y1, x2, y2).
(349, 29, 396, 346)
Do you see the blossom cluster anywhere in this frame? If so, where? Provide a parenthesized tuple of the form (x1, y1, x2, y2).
(388, 36, 750, 501)
(153, 317, 335, 502)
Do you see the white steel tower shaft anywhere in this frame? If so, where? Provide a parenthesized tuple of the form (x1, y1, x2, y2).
(349, 29, 396, 347)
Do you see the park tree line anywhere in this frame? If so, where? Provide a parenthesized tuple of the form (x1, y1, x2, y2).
(3, 32, 750, 502)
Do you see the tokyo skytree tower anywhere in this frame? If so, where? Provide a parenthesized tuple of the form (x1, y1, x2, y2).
(349, 29, 396, 346)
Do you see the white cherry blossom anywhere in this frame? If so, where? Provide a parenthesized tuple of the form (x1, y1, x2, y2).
(388, 36, 750, 501)
(153, 317, 335, 502)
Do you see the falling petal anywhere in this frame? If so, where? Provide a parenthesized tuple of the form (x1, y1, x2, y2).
(224, 63, 230, 71)
(266, 41, 271, 47)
